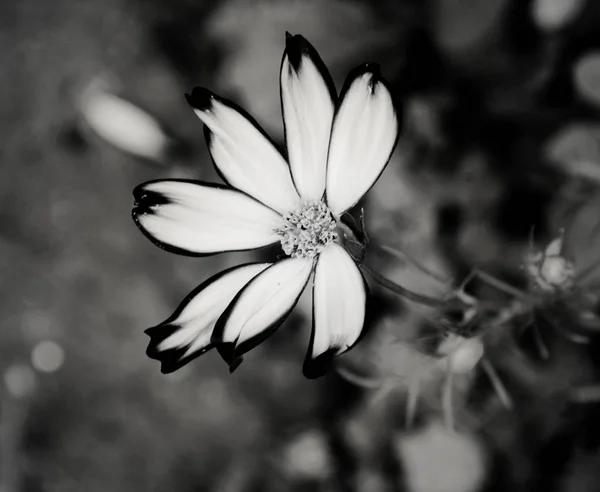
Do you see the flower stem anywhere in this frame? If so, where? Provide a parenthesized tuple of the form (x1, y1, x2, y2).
(379, 244, 449, 285)
(473, 269, 527, 299)
(405, 374, 421, 429)
(336, 365, 381, 389)
(360, 263, 445, 307)
(531, 312, 550, 360)
(481, 359, 513, 410)
(442, 371, 455, 431)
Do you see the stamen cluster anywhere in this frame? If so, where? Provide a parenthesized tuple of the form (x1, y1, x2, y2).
(276, 202, 338, 258)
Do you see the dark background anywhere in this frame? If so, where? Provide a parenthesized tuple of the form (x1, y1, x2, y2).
(2, 0, 600, 491)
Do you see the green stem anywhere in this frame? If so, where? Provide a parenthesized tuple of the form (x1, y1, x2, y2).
(482, 358, 513, 410)
(442, 370, 455, 431)
(405, 374, 421, 429)
(360, 263, 445, 307)
(379, 244, 449, 285)
(474, 269, 527, 299)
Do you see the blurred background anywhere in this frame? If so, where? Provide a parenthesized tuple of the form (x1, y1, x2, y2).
(3, 0, 600, 491)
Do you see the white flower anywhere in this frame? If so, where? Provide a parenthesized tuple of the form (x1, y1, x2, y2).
(526, 232, 575, 293)
(133, 33, 399, 378)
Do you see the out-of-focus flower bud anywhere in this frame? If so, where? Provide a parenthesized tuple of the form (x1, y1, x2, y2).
(31, 341, 65, 373)
(4, 363, 36, 399)
(544, 124, 600, 182)
(395, 422, 486, 492)
(283, 430, 332, 480)
(574, 52, 600, 110)
(531, 0, 586, 32)
(437, 335, 484, 375)
(80, 81, 170, 162)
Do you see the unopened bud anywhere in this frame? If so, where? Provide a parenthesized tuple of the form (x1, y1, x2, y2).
(80, 82, 169, 162)
(438, 335, 484, 375)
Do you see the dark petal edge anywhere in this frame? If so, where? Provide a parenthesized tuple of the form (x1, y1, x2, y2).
(185, 87, 290, 202)
(132, 178, 279, 257)
(303, 259, 370, 379)
(211, 259, 312, 371)
(325, 63, 403, 214)
(144, 262, 268, 374)
(280, 33, 338, 199)
(185, 88, 279, 148)
(145, 323, 214, 374)
(282, 33, 337, 105)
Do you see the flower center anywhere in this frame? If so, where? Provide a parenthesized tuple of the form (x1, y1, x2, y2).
(275, 202, 338, 258)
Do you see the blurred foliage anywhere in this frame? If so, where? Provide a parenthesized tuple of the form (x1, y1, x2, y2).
(3, 0, 600, 491)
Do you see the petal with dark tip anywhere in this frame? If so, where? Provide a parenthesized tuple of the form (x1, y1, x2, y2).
(212, 257, 314, 367)
(281, 33, 336, 202)
(145, 262, 270, 373)
(325, 64, 400, 216)
(186, 87, 300, 214)
(303, 243, 367, 379)
(132, 179, 282, 256)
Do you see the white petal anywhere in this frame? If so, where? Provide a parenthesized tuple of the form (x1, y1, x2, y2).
(145, 263, 270, 373)
(146, 263, 271, 374)
(186, 88, 300, 214)
(133, 180, 282, 255)
(304, 243, 367, 379)
(215, 257, 313, 364)
(545, 235, 564, 256)
(281, 33, 336, 202)
(325, 65, 399, 216)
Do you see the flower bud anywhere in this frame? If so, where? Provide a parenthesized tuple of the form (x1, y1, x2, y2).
(438, 335, 484, 375)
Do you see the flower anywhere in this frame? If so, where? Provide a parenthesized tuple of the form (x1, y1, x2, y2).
(132, 33, 399, 378)
(526, 231, 575, 293)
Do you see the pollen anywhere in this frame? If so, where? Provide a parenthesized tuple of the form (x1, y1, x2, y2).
(275, 202, 338, 258)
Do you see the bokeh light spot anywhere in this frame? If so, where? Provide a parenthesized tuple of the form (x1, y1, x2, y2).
(31, 341, 65, 373)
